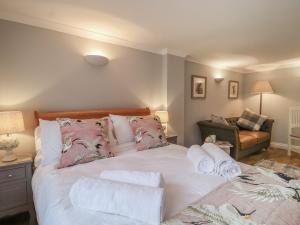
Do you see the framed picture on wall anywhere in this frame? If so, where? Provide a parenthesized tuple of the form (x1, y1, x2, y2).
(191, 75, 207, 99)
(228, 80, 239, 99)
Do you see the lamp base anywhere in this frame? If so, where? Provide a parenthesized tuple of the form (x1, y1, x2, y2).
(2, 149, 17, 162)
(0, 134, 19, 162)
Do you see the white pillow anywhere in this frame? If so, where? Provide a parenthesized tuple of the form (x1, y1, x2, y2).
(34, 126, 41, 153)
(107, 117, 118, 146)
(39, 119, 62, 166)
(109, 114, 134, 144)
(34, 126, 42, 167)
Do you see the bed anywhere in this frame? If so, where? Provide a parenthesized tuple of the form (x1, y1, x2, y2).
(32, 108, 300, 225)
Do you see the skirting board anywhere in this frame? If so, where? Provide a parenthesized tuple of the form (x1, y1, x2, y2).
(271, 142, 300, 153)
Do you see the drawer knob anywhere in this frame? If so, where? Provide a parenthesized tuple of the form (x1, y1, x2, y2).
(7, 174, 13, 178)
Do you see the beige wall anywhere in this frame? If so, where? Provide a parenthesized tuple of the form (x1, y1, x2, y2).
(243, 67, 300, 145)
(5, 19, 297, 156)
(163, 54, 185, 145)
(184, 61, 244, 147)
(0, 19, 164, 157)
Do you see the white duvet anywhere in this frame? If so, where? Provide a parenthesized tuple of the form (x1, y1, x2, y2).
(32, 144, 227, 225)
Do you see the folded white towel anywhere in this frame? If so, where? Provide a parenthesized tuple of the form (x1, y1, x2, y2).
(201, 143, 241, 179)
(100, 170, 164, 188)
(187, 145, 215, 174)
(70, 177, 165, 225)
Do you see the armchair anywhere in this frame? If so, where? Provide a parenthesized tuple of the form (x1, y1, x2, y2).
(197, 117, 274, 160)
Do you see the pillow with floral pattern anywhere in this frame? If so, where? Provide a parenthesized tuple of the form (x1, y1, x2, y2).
(128, 115, 168, 151)
(57, 117, 113, 168)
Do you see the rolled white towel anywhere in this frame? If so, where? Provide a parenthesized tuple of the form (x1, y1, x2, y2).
(100, 170, 164, 188)
(70, 177, 165, 225)
(187, 145, 215, 174)
(201, 143, 241, 178)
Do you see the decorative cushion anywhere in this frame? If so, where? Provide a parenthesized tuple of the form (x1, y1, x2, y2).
(237, 108, 268, 131)
(57, 118, 113, 168)
(211, 114, 229, 126)
(128, 115, 168, 151)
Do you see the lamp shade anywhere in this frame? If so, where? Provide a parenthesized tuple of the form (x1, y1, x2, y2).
(0, 111, 24, 135)
(155, 111, 169, 123)
(251, 80, 274, 94)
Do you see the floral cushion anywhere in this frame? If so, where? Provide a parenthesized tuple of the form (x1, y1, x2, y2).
(57, 118, 113, 168)
(128, 115, 168, 151)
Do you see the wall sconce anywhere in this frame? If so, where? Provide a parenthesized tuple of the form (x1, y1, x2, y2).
(84, 54, 109, 66)
(214, 77, 224, 83)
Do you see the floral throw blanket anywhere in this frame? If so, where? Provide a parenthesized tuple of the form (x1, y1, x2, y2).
(162, 165, 300, 225)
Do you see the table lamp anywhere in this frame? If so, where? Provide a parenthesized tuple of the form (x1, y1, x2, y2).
(251, 80, 274, 114)
(0, 111, 24, 162)
(155, 111, 169, 134)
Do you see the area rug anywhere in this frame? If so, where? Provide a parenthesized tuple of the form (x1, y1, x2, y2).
(255, 159, 300, 179)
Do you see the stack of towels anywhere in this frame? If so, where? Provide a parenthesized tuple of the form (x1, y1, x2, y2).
(69, 170, 165, 225)
(187, 143, 241, 179)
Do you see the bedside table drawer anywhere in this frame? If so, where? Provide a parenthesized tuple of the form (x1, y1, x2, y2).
(0, 167, 26, 183)
(0, 180, 27, 211)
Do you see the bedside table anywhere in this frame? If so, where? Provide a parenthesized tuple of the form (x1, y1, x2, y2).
(166, 134, 177, 144)
(0, 156, 36, 225)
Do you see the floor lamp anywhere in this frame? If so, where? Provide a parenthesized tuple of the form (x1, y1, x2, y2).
(251, 80, 274, 114)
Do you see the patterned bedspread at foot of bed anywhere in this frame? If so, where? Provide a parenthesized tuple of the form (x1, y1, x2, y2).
(162, 166, 300, 225)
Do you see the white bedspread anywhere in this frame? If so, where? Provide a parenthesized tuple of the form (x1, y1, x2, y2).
(32, 144, 227, 225)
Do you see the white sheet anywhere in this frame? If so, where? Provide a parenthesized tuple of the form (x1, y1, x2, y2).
(32, 144, 227, 225)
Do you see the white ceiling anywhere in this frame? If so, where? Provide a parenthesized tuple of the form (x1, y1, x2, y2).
(1, 0, 300, 73)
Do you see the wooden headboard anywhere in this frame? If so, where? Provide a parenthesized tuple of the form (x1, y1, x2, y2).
(34, 107, 151, 126)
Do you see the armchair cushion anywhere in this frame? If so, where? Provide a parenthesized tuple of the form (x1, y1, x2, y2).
(239, 134, 257, 149)
(240, 131, 270, 144)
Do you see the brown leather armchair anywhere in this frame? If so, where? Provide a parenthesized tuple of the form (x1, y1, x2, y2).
(197, 117, 274, 160)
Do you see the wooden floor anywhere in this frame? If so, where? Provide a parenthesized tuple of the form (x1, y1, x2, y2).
(240, 147, 300, 167)
(1, 147, 300, 225)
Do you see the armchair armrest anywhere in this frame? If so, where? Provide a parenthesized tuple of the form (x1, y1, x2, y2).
(260, 119, 274, 133)
(197, 120, 240, 158)
(197, 120, 239, 145)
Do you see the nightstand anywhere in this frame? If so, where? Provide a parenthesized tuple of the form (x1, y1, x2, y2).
(0, 156, 36, 225)
(166, 134, 177, 144)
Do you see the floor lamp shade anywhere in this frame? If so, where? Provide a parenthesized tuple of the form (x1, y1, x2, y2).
(251, 80, 274, 114)
(251, 80, 274, 94)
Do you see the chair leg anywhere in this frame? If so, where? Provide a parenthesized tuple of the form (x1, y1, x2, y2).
(288, 137, 292, 156)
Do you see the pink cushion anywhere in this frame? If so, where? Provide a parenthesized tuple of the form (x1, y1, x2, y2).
(57, 118, 113, 168)
(129, 115, 168, 151)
